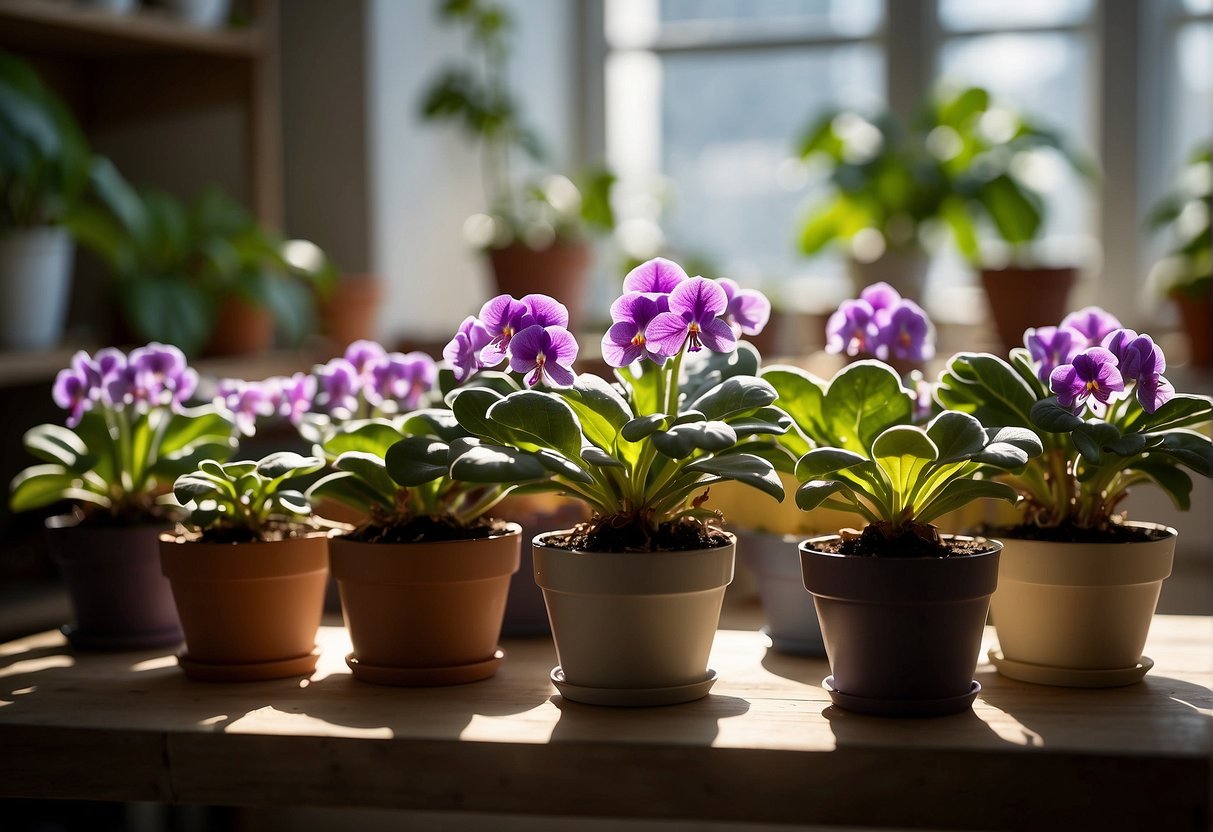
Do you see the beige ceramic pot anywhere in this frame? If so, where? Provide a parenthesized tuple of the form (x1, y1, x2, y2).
(329, 525, 521, 686)
(533, 531, 735, 706)
(989, 521, 1176, 686)
(159, 533, 329, 681)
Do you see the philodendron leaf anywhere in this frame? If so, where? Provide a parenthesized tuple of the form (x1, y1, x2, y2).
(794, 479, 852, 511)
(1030, 399, 1084, 433)
(795, 447, 869, 479)
(488, 391, 584, 460)
(689, 377, 777, 422)
(384, 436, 450, 486)
(926, 411, 987, 463)
(22, 424, 93, 470)
(684, 452, 784, 502)
(622, 413, 668, 442)
(822, 361, 914, 454)
(336, 451, 400, 495)
(450, 443, 548, 483)
(652, 421, 737, 459)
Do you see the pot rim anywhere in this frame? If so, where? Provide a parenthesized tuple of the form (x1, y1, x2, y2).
(800, 532, 1001, 558)
(992, 518, 1178, 543)
(532, 526, 737, 554)
(330, 521, 523, 548)
(158, 528, 331, 546)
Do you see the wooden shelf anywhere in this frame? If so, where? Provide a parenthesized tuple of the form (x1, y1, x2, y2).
(0, 0, 262, 59)
(0, 610, 1208, 829)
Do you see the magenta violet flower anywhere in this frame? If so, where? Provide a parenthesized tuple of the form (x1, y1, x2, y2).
(367, 351, 439, 411)
(344, 340, 388, 381)
(508, 325, 579, 388)
(277, 373, 316, 425)
(717, 278, 771, 337)
(478, 295, 536, 367)
(1050, 347, 1124, 413)
(444, 315, 493, 383)
(1102, 329, 1174, 413)
(876, 300, 934, 362)
(622, 257, 688, 294)
(1024, 325, 1087, 382)
(313, 357, 362, 416)
(52, 352, 97, 427)
(645, 276, 736, 358)
(825, 299, 878, 357)
(601, 292, 669, 367)
(860, 282, 901, 315)
(1061, 307, 1123, 345)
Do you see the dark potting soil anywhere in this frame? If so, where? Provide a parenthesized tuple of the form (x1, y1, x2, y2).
(347, 515, 511, 545)
(542, 517, 732, 553)
(982, 521, 1169, 545)
(182, 521, 317, 544)
(814, 521, 991, 559)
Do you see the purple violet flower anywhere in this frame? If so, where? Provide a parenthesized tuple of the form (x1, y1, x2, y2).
(344, 340, 388, 381)
(478, 295, 536, 367)
(367, 351, 438, 411)
(1025, 325, 1087, 382)
(717, 278, 771, 337)
(276, 373, 316, 424)
(520, 294, 569, 329)
(622, 257, 688, 294)
(1050, 347, 1125, 413)
(825, 299, 878, 357)
(644, 277, 736, 358)
(1061, 307, 1123, 346)
(93, 348, 126, 383)
(1103, 329, 1174, 413)
(508, 325, 579, 388)
(221, 380, 276, 436)
(601, 292, 669, 367)
(52, 353, 97, 427)
(128, 343, 195, 407)
(877, 300, 935, 362)
(313, 358, 361, 416)
(860, 282, 901, 314)
(444, 315, 493, 383)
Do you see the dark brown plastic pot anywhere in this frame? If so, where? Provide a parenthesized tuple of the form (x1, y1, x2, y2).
(800, 535, 1000, 716)
(46, 516, 182, 650)
(159, 533, 329, 680)
(329, 524, 520, 686)
(488, 241, 592, 331)
(980, 266, 1076, 351)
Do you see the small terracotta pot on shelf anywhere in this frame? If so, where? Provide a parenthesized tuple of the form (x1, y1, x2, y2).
(203, 294, 275, 357)
(487, 241, 592, 331)
(319, 274, 383, 350)
(980, 265, 1077, 351)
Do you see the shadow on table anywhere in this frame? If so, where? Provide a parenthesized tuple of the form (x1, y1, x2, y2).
(759, 647, 831, 686)
(548, 691, 751, 747)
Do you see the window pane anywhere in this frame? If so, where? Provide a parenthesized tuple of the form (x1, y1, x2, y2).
(1172, 23, 1213, 165)
(1182, 0, 1213, 14)
(659, 0, 882, 34)
(637, 46, 883, 282)
(939, 0, 1092, 31)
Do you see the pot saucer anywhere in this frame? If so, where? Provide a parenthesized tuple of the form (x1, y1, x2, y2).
(760, 625, 826, 658)
(822, 676, 981, 718)
(345, 649, 505, 687)
(549, 667, 717, 707)
(177, 646, 321, 682)
(62, 624, 183, 652)
(988, 649, 1154, 688)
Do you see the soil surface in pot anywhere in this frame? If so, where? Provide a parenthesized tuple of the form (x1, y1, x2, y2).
(169, 522, 318, 544)
(346, 515, 510, 545)
(820, 522, 990, 558)
(543, 517, 731, 553)
(981, 521, 1169, 545)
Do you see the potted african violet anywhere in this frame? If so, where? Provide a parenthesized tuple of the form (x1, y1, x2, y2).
(161, 452, 329, 681)
(439, 257, 788, 706)
(766, 360, 1042, 716)
(938, 308, 1213, 686)
(305, 403, 522, 687)
(8, 344, 236, 649)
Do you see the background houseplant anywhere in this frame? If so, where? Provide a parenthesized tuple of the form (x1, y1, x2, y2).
(419, 0, 615, 328)
(8, 343, 236, 648)
(69, 158, 336, 357)
(1148, 143, 1211, 367)
(163, 452, 329, 681)
(937, 311, 1213, 685)
(0, 50, 90, 350)
(437, 257, 786, 704)
(765, 359, 1041, 716)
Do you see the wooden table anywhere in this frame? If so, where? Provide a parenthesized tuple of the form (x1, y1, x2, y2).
(1, 610, 1209, 831)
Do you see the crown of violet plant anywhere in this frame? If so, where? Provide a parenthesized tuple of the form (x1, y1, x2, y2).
(395, 257, 788, 546)
(938, 307, 1213, 530)
(825, 282, 935, 364)
(9, 344, 237, 522)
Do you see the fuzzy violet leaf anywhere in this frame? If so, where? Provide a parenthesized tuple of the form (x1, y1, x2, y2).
(174, 452, 321, 541)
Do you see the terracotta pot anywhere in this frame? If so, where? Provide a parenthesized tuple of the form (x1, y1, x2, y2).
(487, 241, 592, 331)
(533, 531, 734, 706)
(329, 525, 520, 686)
(989, 522, 1175, 687)
(1173, 291, 1211, 367)
(801, 535, 1000, 717)
(159, 534, 329, 681)
(203, 294, 275, 357)
(45, 517, 182, 650)
(847, 247, 931, 303)
(980, 266, 1077, 351)
(319, 275, 382, 350)
(738, 530, 825, 657)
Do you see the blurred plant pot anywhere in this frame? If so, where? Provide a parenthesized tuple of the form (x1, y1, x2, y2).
(0, 227, 74, 351)
(79, 0, 139, 13)
(533, 531, 734, 706)
(495, 493, 588, 636)
(980, 266, 1077, 351)
(319, 275, 382, 350)
(488, 241, 592, 331)
(989, 522, 1175, 688)
(1173, 290, 1211, 367)
(330, 525, 520, 686)
(159, 533, 328, 681)
(801, 535, 1000, 717)
(203, 294, 274, 357)
(738, 530, 824, 657)
(847, 247, 930, 302)
(46, 516, 182, 650)
(159, 0, 230, 28)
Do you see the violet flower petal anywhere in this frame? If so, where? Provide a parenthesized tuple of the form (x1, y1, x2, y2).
(860, 282, 901, 313)
(1062, 307, 1123, 345)
(1025, 325, 1088, 382)
(622, 257, 688, 294)
(520, 294, 569, 329)
(508, 325, 578, 388)
(718, 278, 771, 337)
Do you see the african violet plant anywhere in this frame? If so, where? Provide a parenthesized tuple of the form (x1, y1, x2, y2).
(414, 256, 788, 550)
(762, 360, 1042, 555)
(172, 452, 325, 543)
(825, 282, 934, 364)
(937, 307, 1213, 533)
(9, 344, 237, 524)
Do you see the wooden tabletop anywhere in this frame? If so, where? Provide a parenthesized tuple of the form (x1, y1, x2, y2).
(1, 610, 1209, 831)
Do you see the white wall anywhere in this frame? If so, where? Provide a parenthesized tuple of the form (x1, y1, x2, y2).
(365, 0, 578, 342)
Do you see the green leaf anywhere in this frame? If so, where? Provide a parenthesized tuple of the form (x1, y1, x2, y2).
(689, 377, 777, 422)
(581, 447, 625, 468)
(450, 443, 548, 483)
(383, 435, 451, 487)
(533, 449, 594, 484)
(1130, 394, 1213, 433)
(150, 440, 238, 481)
(1127, 459, 1193, 512)
(872, 425, 938, 462)
(1155, 431, 1213, 477)
(488, 391, 584, 460)
(917, 478, 1019, 524)
(727, 406, 793, 438)
(9, 466, 97, 512)
(256, 452, 324, 480)
(615, 361, 662, 419)
(621, 413, 668, 442)
(979, 173, 1042, 244)
(821, 361, 914, 454)
(157, 407, 235, 456)
(762, 366, 828, 445)
(401, 408, 466, 443)
(926, 411, 987, 463)
(938, 352, 1038, 428)
(337, 450, 402, 495)
(562, 374, 633, 450)
(684, 453, 784, 502)
(1031, 399, 1084, 433)
(651, 421, 738, 459)
(795, 479, 853, 512)
(449, 387, 507, 443)
(795, 447, 869, 479)
(72, 412, 116, 485)
(306, 470, 385, 514)
(22, 424, 93, 470)
(323, 419, 405, 460)
(174, 474, 227, 505)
